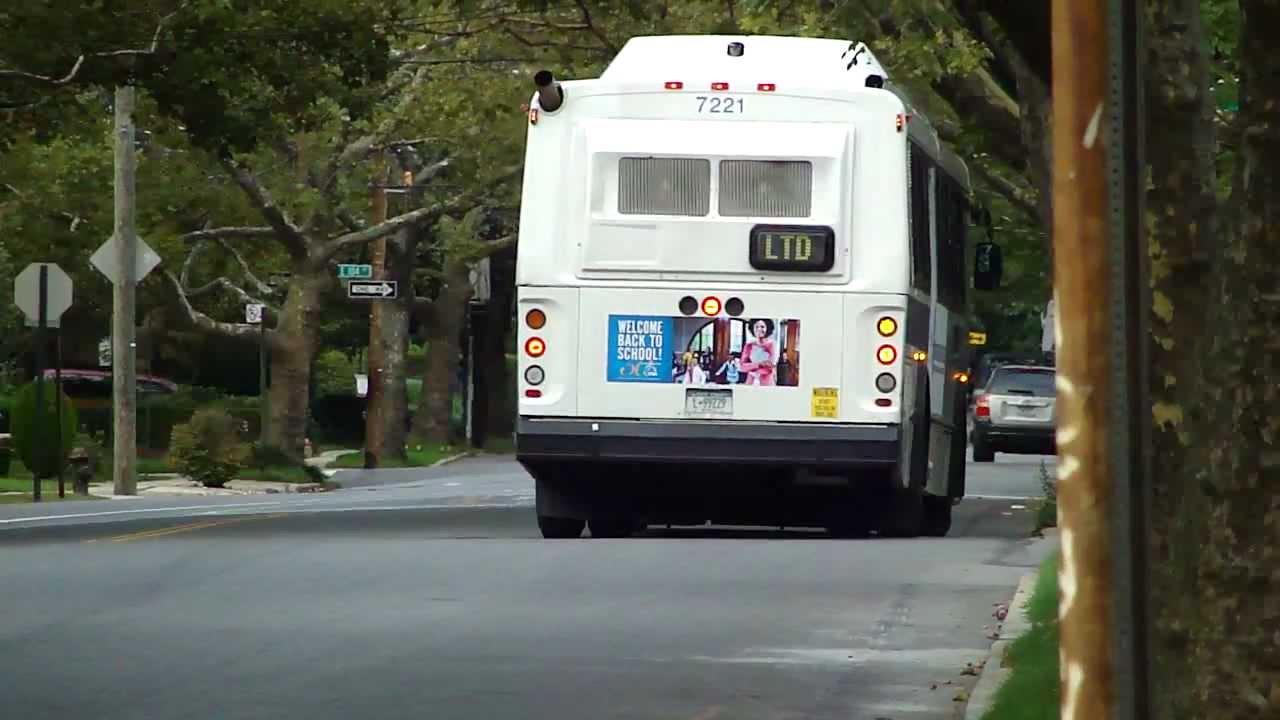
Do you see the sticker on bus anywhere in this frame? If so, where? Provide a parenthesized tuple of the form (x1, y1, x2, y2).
(811, 387, 839, 418)
(607, 314, 802, 386)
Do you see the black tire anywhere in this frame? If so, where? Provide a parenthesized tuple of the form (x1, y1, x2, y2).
(973, 437, 995, 463)
(883, 368, 929, 538)
(538, 516, 585, 539)
(922, 493, 953, 537)
(587, 515, 634, 538)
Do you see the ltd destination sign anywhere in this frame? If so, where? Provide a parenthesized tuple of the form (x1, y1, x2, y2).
(347, 280, 398, 300)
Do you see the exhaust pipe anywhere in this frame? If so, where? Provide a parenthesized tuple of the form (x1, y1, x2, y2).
(533, 70, 564, 112)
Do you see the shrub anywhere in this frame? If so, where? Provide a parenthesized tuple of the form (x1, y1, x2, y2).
(10, 381, 78, 478)
(168, 408, 250, 488)
(315, 350, 358, 398)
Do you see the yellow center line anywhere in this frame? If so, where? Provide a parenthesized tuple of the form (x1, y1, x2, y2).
(86, 513, 288, 543)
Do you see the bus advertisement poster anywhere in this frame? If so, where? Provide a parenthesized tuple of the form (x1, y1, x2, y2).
(606, 314, 801, 387)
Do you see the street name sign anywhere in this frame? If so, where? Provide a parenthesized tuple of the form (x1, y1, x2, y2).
(15, 262, 73, 328)
(338, 264, 373, 280)
(347, 280, 398, 300)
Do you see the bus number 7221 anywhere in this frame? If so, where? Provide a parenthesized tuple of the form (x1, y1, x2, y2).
(696, 96, 744, 114)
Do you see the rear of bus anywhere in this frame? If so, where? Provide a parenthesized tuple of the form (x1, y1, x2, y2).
(515, 36, 920, 535)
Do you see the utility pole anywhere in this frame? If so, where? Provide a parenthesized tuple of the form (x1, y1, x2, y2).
(1105, 0, 1151, 716)
(112, 85, 138, 496)
(364, 156, 388, 468)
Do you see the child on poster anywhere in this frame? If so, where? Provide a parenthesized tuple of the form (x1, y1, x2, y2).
(676, 351, 708, 384)
(740, 318, 778, 386)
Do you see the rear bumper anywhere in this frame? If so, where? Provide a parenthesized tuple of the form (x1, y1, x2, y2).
(516, 417, 899, 468)
(974, 421, 1055, 444)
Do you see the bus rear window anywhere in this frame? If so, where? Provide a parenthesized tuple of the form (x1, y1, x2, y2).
(719, 160, 812, 217)
(618, 157, 711, 216)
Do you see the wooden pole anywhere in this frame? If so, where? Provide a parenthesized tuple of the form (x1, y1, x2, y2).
(112, 85, 138, 496)
(364, 158, 388, 468)
(1053, 0, 1115, 717)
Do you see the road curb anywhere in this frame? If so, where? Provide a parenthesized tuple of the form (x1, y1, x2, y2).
(963, 567, 1042, 720)
(431, 451, 472, 468)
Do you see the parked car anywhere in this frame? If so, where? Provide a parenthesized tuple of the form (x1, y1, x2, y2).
(971, 364, 1056, 462)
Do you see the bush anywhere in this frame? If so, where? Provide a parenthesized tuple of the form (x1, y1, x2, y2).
(168, 408, 250, 488)
(315, 350, 358, 398)
(10, 381, 78, 478)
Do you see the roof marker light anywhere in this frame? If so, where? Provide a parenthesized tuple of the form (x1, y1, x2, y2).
(711, 82, 729, 91)
(757, 83, 776, 92)
(665, 81, 683, 90)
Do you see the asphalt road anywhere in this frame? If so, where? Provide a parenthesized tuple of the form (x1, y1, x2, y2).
(0, 453, 1055, 720)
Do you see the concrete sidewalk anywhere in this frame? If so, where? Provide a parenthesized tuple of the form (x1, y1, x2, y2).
(88, 475, 331, 498)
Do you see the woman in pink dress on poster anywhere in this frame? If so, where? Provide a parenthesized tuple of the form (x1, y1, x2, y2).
(740, 318, 778, 386)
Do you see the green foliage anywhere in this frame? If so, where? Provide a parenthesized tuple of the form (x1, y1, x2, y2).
(315, 350, 357, 398)
(167, 407, 250, 488)
(9, 381, 78, 479)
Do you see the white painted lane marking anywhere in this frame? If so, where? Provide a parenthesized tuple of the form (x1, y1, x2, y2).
(0, 501, 283, 525)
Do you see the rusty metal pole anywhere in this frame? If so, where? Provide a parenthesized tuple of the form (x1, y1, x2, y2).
(364, 158, 389, 468)
(1052, 0, 1115, 718)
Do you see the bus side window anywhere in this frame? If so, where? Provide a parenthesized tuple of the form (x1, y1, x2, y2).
(908, 143, 932, 294)
(936, 177, 967, 309)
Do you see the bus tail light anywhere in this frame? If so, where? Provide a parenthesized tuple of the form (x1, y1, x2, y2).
(875, 373, 896, 393)
(757, 83, 776, 91)
(525, 389, 543, 398)
(876, 316, 898, 336)
(525, 337, 546, 357)
(665, 81, 683, 90)
(701, 296, 722, 316)
(875, 398, 893, 407)
(876, 345, 897, 365)
(975, 394, 991, 417)
(711, 82, 729, 91)
(524, 365, 545, 386)
(525, 308, 546, 329)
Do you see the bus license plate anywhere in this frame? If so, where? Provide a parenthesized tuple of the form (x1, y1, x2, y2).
(685, 388, 733, 417)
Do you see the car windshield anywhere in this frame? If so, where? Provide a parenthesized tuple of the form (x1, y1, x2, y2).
(987, 368, 1056, 397)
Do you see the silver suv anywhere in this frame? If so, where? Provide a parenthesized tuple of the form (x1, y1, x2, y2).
(971, 364, 1056, 462)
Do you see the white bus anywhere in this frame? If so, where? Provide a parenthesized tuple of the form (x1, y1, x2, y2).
(513, 35, 1004, 539)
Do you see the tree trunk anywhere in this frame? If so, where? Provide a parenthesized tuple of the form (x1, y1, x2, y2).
(364, 228, 412, 464)
(411, 258, 472, 444)
(265, 273, 326, 458)
(1142, 2, 1219, 714)
(1182, 2, 1280, 716)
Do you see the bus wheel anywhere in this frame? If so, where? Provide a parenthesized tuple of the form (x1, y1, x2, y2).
(882, 482, 924, 538)
(921, 493, 953, 537)
(538, 516, 585, 539)
(588, 514, 635, 539)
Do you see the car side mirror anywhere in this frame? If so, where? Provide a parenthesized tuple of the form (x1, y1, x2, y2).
(974, 241, 1003, 291)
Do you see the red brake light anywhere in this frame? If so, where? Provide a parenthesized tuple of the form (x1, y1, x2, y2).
(525, 337, 546, 357)
(975, 394, 990, 417)
(665, 81, 683, 90)
(701, 296, 722, 316)
(757, 83, 775, 91)
(876, 345, 897, 365)
(525, 389, 543, 398)
(711, 82, 729, 91)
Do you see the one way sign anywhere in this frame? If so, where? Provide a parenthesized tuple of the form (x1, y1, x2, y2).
(347, 280, 398, 300)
